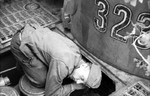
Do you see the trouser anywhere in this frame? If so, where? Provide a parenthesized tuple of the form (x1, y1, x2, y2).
(10, 31, 48, 88)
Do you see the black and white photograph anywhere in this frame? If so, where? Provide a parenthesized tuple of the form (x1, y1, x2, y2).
(0, 0, 150, 96)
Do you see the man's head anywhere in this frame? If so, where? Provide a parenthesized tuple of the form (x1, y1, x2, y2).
(70, 60, 102, 88)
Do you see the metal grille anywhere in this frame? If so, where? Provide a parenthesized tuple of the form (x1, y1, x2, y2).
(121, 82, 150, 96)
(0, 0, 59, 53)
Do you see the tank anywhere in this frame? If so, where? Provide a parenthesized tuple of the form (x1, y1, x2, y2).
(0, 0, 150, 96)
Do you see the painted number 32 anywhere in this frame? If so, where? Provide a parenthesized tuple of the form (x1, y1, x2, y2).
(94, 0, 149, 43)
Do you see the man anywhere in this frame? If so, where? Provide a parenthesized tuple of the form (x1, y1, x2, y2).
(10, 23, 102, 96)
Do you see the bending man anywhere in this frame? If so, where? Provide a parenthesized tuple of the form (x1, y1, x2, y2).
(11, 24, 102, 96)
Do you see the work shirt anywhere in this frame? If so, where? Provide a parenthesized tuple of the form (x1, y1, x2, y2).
(19, 24, 81, 96)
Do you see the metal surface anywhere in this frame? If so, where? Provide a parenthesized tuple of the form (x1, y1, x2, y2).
(56, 24, 150, 95)
(70, 0, 150, 80)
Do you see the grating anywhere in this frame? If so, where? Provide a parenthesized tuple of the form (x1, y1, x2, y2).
(0, 0, 59, 53)
(121, 81, 150, 96)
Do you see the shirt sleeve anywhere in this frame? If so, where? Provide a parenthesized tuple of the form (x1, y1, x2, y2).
(45, 58, 75, 96)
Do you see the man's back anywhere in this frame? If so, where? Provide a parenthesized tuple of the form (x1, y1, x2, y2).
(20, 24, 81, 67)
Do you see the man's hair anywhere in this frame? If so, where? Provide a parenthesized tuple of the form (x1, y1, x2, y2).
(76, 59, 91, 70)
(77, 55, 92, 68)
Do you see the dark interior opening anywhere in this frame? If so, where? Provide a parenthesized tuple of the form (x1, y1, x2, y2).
(63, 72, 116, 96)
(0, 51, 24, 86)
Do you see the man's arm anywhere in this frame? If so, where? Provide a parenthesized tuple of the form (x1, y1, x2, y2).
(45, 59, 85, 96)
